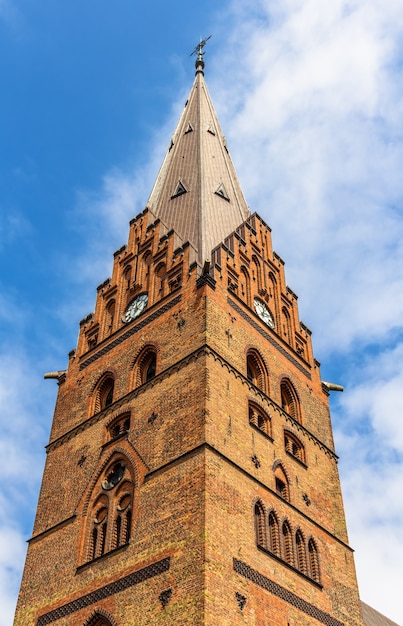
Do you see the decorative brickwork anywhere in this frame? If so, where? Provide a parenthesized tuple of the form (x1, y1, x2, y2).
(36, 557, 170, 625)
(233, 558, 344, 626)
(228, 298, 312, 379)
(79, 295, 182, 370)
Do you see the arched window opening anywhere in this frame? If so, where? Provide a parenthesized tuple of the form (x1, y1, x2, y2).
(282, 306, 292, 344)
(296, 530, 308, 575)
(252, 256, 262, 293)
(86, 461, 134, 563)
(83, 611, 115, 626)
(254, 501, 266, 548)
(108, 414, 130, 441)
(240, 266, 251, 305)
(282, 521, 293, 565)
(284, 431, 305, 464)
(123, 265, 132, 290)
(134, 347, 157, 387)
(274, 465, 290, 502)
(90, 495, 109, 560)
(268, 511, 280, 557)
(249, 403, 271, 437)
(94, 376, 115, 414)
(280, 379, 301, 422)
(308, 538, 321, 583)
(154, 263, 167, 298)
(142, 251, 152, 292)
(246, 351, 267, 393)
(145, 354, 156, 382)
(105, 300, 116, 336)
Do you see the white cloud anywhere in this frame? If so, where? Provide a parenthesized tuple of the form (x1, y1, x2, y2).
(0, 526, 26, 626)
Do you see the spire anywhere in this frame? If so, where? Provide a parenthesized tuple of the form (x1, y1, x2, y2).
(146, 43, 250, 266)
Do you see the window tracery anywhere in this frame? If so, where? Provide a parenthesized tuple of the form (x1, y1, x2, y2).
(86, 459, 134, 563)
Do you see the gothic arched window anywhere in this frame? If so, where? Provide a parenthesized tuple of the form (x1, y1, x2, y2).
(296, 529, 308, 575)
(123, 265, 132, 291)
(105, 300, 116, 336)
(249, 402, 272, 438)
(282, 306, 292, 344)
(251, 255, 262, 293)
(274, 464, 290, 502)
(246, 350, 267, 393)
(240, 266, 251, 305)
(268, 511, 281, 557)
(93, 375, 115, 414)
(254, 500, 266, 548)
(308, 537, 321, 583)
(284, 431, 305, 464)
(133, 346, 157, 388)
(280, 379, 301, 422)
(108, 414, 130, 441)
(282, 520, 294, 565)
(83, 610, 116, 626)
(86, 458, 134, 563)
(154, 263, 167, 298)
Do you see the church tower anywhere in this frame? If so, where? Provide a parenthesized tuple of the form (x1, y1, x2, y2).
(14, 47, 364, 626)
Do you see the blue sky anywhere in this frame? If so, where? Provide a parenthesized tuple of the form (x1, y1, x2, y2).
(1, 1, 403, 624)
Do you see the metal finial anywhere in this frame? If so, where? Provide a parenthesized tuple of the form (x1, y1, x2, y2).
(190, 35, 212, 74)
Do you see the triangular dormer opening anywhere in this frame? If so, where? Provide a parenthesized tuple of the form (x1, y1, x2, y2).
(215, 183, 230, 202)
(207, 124, 216, 136)
(184, 123, 194, 134)
(171, 181, 187, 199)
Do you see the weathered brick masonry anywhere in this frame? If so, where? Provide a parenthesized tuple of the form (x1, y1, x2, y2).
(14, 50, 365, 626)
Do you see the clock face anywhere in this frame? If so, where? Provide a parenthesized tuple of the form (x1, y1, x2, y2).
(123, 293, 148, 323)
(254, 298, 275, 329)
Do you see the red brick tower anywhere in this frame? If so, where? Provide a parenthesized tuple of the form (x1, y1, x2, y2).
(14, 48, 364, 626)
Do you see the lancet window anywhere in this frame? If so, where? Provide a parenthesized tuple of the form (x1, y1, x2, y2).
(133, 346, 157, 387)
(253, 503, 321, 584)
(308, 538, 321, 583)
(254, 500, 266, 548)
(93, 375, 115, 415)
(280, 379, 301, 422)
(154, 263, 167, 298)
(282, 520, 294, 565)
(268, 511, 281, 557)
(246, 350, 268, 393)
(104, 300, 116, 336)
(296, 529, 308, 575)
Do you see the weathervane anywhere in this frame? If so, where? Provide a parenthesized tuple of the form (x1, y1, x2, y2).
(190, 35, 212, 58)
(190, 35, 212, 73)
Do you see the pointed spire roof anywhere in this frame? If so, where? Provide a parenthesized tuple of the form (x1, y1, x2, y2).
(146, 51, 250, 265)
